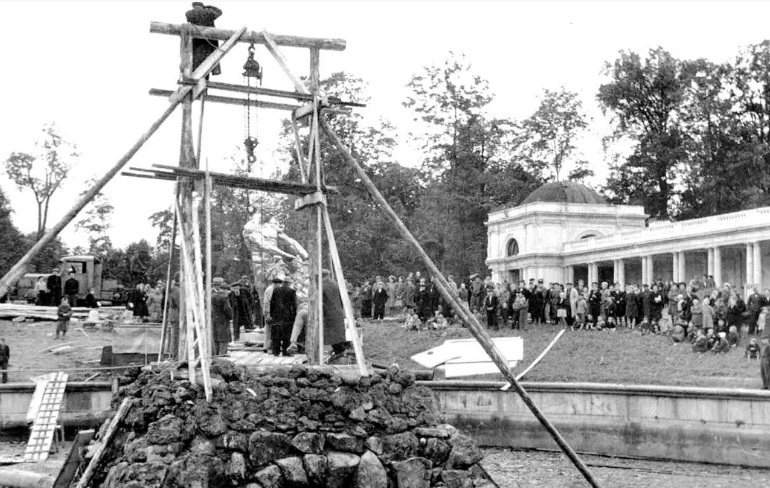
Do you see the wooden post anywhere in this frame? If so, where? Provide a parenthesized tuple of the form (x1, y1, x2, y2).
(159, 184, 179, 360)
(205, 168, 213, 353)
(303, 48, 323, 364)
(311, 103, 324, 364)
(320, 118, 602, 488)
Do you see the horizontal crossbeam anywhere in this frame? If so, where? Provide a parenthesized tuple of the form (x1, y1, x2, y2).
(149, 88, 300, 111)
(124, 165, 338, 195)
(150, 22, 346, 51)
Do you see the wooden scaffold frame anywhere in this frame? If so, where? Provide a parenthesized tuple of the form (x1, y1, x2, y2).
(0, 20, 601, 487)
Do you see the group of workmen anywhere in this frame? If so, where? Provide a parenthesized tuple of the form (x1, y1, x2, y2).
(34, 267, 82, 307)
(207, 269, 349, 360)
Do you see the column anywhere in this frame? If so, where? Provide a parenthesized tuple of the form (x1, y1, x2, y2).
(677, 251, 686, 284)
(707, 248, 715, 277)
(747, 243, 755, 285)
(641, 257, 648, 285)
(617, 259, 626, 287)
(754, 242, 762, 288)
(672, 253, 679, 283)
(647, 255, 655, 284)
(566, 265, 575, 285)
(713, 247, 722, 287)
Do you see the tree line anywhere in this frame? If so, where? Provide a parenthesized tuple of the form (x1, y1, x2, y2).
(3, 42, 770, 287)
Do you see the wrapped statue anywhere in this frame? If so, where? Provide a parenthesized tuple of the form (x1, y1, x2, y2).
(243, 212, 309, 298)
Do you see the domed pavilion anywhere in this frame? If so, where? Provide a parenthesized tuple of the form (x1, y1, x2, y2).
(485, 181, 770, 290)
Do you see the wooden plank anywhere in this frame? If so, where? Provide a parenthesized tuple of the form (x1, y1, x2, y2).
(151, 22, 347, 51)
(149, 88, 301, 111)
(74, 398, 132, 488)
(201, 81, 313, 101)
(262, 30, 311, 95)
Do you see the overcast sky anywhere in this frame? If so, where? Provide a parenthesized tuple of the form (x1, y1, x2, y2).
(2, 1, 769, 250)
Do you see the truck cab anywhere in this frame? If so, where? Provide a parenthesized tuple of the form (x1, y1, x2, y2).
(60, 255, 125, 306)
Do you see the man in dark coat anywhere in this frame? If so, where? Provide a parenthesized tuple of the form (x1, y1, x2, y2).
(185, 3, 223, 76)
(47, 268, 62, 307)
(229, 282, 252, 341)
(588, 282, 602, 326)
(321, 269, 348, 357)
(64, 272, 80, 307)
(412, 279, 428, 321)
(212, 277, 233, 356)
(372, 281, 388, 320)
(748, 287, 767, 335)
(427, 277, 441, 315)
(270, 276, 297, 356)
(360, 281, 373, 319)
(0, 338, 9, 383)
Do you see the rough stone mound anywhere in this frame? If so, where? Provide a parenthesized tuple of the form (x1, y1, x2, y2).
(82, 359, 496, 487)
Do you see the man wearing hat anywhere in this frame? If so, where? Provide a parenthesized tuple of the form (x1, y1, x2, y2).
(212, 277, 233, 356)
(321, 269, 348, 360)
(269, 275, 297, 356)
(262, 276, 283, 352)
(47, 267, 62, 306)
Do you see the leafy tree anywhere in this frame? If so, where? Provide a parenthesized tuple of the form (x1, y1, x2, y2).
(25, 233, 68, 274)
(4, 123, 77, 237)
(404, 53, 534, 277)
(0, 188, 27, 276)
(124, 239, 154, 285)
(598, 48, 692, 219)
(149, 208, 174, 253)
(278, 72, 415, 283)
(75, 175, 114, 255)
(516, 88, 589, 182)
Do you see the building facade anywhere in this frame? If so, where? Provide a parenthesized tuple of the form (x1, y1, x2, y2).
(486, 182, 770, 291)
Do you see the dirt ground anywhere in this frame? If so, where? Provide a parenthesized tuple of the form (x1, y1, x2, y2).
(481, 449, 770, 487)
(0, 319, 116, 383)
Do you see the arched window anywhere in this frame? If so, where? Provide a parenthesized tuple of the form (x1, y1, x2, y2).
(581, 234, 596, 239)
(506, 239, 519, 256)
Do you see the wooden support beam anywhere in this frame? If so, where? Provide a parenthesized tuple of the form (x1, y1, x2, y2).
(198, 81, 313, 101)
(150, 89, 301, 111)
(319, 117, 603, 488)
(74, 398, 132, 488)
(135, 165, 338, 194)
(262, 30, 311, 95)
(151, 21, 347, 51)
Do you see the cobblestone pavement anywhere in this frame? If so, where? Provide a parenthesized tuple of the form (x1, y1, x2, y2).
(481, 448, 770, 488)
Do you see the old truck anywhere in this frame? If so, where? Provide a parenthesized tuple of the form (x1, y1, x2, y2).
(15, 255, 126, 306)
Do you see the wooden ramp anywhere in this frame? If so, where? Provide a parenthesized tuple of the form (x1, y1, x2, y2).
(24, 372, 68, 462)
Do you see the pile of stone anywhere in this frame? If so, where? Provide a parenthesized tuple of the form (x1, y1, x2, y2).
(81, 359, 496, 488)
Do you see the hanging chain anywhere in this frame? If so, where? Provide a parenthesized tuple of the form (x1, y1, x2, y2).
(243, 42, 260, 166)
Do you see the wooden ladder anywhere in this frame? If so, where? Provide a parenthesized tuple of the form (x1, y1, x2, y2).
(24, 372, 68, 462)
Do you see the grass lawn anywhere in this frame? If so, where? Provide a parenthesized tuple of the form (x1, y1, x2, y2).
(361, 319, 766, 389)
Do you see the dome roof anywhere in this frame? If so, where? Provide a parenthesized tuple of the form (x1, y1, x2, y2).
(520, 181, 605, 205)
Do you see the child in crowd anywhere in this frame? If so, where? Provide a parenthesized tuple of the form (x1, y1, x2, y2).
(690, 299, 703, 329)
(516, 295, 529, 330)
(715, 318, 727, 334)
(746, 338, 761, 360)
(727, 325, 740, 347)
(404, 310, 422, 332)
(706, 328, 717, 350)
(692, 329, 709, 353)
(56, 297, 72, 340)
(759, 306, 769, 336)
(352, 286, 362, 319)
(576, 293, 588, 330)
(670, 321, 685, 343)
(711, 331, 730, 353)
(604, 296, 617, 329)
(702, 297, 715, 331)
(433, 311, 448, 330)
(556, 291, 569, 327)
